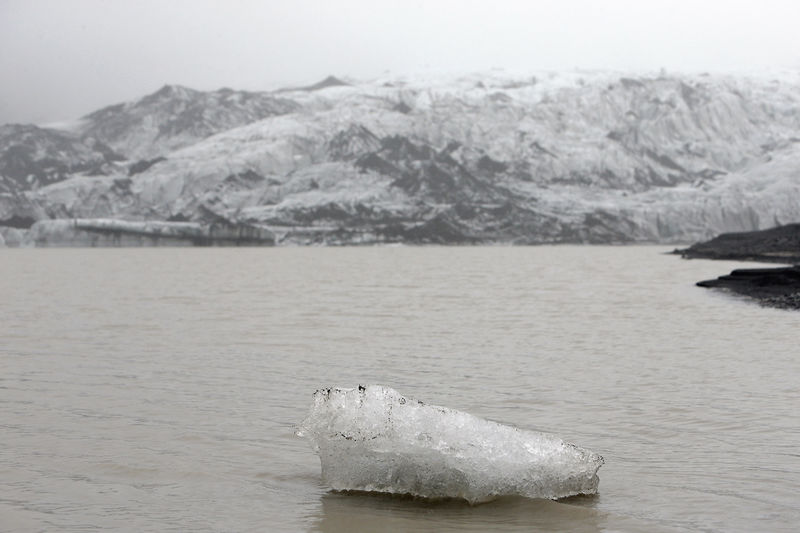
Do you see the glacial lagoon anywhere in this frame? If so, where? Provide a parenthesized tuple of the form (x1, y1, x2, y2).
(1, 246, 798, 532)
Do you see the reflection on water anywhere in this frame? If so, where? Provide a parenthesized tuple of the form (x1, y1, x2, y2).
(314, 493, 608, 533)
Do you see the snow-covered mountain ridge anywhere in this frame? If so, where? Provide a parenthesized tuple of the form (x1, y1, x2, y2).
(2, 71, 799, 245)
(0, 124, 123, 195)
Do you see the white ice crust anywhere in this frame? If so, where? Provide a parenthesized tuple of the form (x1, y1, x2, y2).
(297, 385, 603, 503)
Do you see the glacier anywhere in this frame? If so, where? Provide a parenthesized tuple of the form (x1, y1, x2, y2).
(3, 70, 800, 245)
(297, 385, 603, 503)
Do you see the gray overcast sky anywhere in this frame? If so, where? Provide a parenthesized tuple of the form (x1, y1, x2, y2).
(2, 0, 799, 125)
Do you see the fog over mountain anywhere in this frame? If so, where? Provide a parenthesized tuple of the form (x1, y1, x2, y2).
(4, 0, 800, 126)
(2, 70, 800, 246)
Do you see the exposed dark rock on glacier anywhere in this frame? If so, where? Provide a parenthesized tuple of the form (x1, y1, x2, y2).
(326, 125, 381, 161)
(0, 124, 123, 194)
(579, 210, 640, 244)
(0, 214, 35, 229)
(697, 266, 800, 310)
(392, 101, 412, 114)
(380, 213, 478, 244)
(363, 135, 499, 204)
(355, 152, 400, 176)
(78, 85, 298, 159)
(476, 155, 508, 176)
(128, 157, 166, 176)
(287, 75, 350, 92)
(303, 75, 349, 91)
(678, 224, 800, 263)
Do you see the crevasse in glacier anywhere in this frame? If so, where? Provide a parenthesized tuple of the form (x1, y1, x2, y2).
(297, 385, 604, 503)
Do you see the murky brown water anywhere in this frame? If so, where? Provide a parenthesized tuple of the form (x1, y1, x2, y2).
(1, 246, 798, 532)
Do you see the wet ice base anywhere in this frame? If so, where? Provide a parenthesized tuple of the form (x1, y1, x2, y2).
(297, 385, 603, 504)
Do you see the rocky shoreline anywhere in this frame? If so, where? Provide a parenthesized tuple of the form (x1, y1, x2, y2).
(681, 225, 800, 310)
(676, 223, 800, 263)
(697, 266, 800, 309)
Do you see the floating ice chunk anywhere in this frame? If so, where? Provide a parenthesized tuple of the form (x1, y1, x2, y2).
(297, 385, 604, 503)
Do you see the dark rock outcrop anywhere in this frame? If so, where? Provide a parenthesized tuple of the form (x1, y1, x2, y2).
(697, 266, 800, 310)
(683, 224, 800, 309)
(677, 224, 800, 263)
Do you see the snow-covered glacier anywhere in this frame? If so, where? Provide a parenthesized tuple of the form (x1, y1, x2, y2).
(4, 70, 800, 245)
(297, 385, 603, 503)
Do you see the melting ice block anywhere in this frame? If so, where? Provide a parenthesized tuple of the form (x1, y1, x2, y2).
(297, 385, 603, 503)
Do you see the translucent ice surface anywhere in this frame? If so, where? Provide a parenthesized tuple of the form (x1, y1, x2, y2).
(297, 385, 604, 503)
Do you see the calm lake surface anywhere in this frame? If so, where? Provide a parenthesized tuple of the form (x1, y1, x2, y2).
(1, 246, 798, 532)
